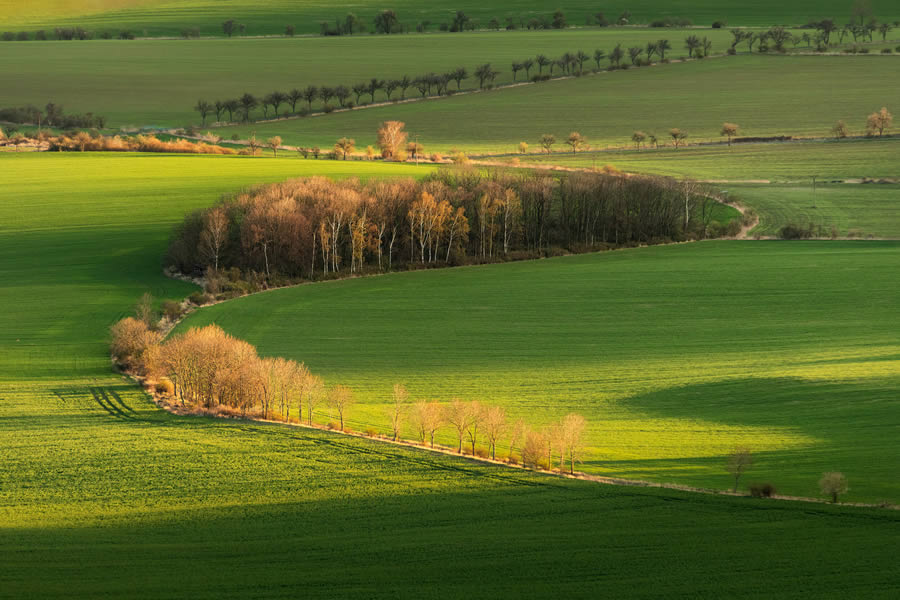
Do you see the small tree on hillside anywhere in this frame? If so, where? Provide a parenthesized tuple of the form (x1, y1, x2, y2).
(328, 385, 354, 431)
(194, 100, 212, 126)
(482, 405, 507, 459)
(377, 120, 408, 159)
(335, 137, 355, 160)
(819, 471, 848, 503)
(670, 128, 688, 149)
(566, 131, 586, 153)
(134, 292, 156, 328)
(725, 447, 753, 492)
(832, 120, 849, 139)
(446, 399, 476, 453)
(540, 133, 556, 153)
(720, 122, 740, 146)
(222, 20, 236, 37)
(631, 130, 647, 149)
(656, 39, 671, 60)
(866, 107, 893, 137)
(301, 85, 319, 111)
(388, 384, 408, 441)
(267, 136, 282, 157)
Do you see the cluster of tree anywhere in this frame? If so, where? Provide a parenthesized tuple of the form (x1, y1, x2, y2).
(0, 103, 105, 129)
(0, 27, 144, 41)
(166, 157, 724, 282)
(726, 447, 851, 503)
(832, 106, 893, 138)
(0, 129, 236, 154)
(111, 313, 588, 470)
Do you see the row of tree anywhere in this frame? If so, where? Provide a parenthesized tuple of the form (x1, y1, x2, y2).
(111, 317, 588, 471)
(0, 103, 105, 129)
(0, 129, 236, 154)
(166, 159, 722, 281)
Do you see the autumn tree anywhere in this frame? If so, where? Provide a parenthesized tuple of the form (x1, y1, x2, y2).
(726, 447, 753, 492)
(832, 120, 849, 139)
(134, 292, 156, 328)
(866, 107, 892, 137)
(540, 133, 556, 153)
(388, 383, 408, 441)
(670, 128, 688, 149)
(522, 428, 546, 469)
(518, 141, 529, 154)
(631, 131, 647, 149)
(328, 385, 354, 431)
(267, 135, 282, 157)
(819, 471, 848, 503)
(464, 401, 484, 455)
(561, 413, 586, 474)
(720, 122, 739, 146)
(377, 120, 408, 159)
(507, 418, 526, 462)
(335, 137, 355, 160)
(305, 374, 324, 424)
(109, 317, 161, 371)
(199, 205, 229, 271)
(446, 399, 476, 453)
(566, 131, 586, 153)
(482, 405, 507, 459)
(412, 401, 443, 446)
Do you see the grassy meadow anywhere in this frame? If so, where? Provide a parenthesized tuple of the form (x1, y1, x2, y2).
(0, 28, 748, 127)
(4, 154, 898, 598)
(4, 0, 892, 34)
(175, 241, 900, 502)
(211, 55, 900, 154)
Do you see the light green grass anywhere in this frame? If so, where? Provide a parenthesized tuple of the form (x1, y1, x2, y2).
(0, 29, 744, 127)
(212, 55, 900, 153)
(5, 0, 894, 34)
(1, 152, 899, 598)
(176, 241, 900, 502)
(509, 138, 900, 180)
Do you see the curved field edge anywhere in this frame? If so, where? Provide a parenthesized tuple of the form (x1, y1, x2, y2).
(174, 240, 900, 502)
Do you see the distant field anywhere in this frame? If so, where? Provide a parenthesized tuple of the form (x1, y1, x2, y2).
(176, 241, 900, 501)
(212, 55, 900, 154)
(0, 29, 744, 127)
(508, 138, 900, 180)
(4, 0, 892, 35)
(5, 153, 899, 598)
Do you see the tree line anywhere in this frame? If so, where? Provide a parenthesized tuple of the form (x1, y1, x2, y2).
(0, 102, 105, 129)
(0, 129, 236, 154)
(166, 159, 727, 285)
(111, 315, 588, 471)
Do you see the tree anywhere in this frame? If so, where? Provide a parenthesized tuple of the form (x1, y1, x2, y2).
(474, 63, 498, 89)
(446, 399, 476, 453)
(194, 100, 212, 126)
(223, 99, 239, 122)
(540, 133, 556, 153)
(388, 384, 408, 441)
(535, 54, 550, 74)
(832, 119, 849, 138)
(552, 10, 566, 29)
(352, 83, 367, 104)
(702, 36, 713, 57)
(866, 107, 892, 137)
(239, 93, 257, 122)
(374, 10, 399, 34)
(575, 50, 589, 74)
(670, 128, 688, 149)
(725, 447, 753, 492)
(328, 385, 354, 430)
(366, 78, 384, 103)
(268, 91, 286, 117)
(397, 75, 411, 99)
(511, 61, 523, 81)
(384, 79, 400, 101)
(285, 24, 295, 37)
(656, 39, 671, 60)
(319, 86, 336, 107)
(247, 135, 261, 155)
(412, 401, 443, 446)
(301, 85, 319, 110)
(565, 131, 586, 153)
(377, 121, 408, 159)
(222, 20, 236, 37)
(852, 0, 872, 25)
(720, 122, 740, 146)
(593, 48, 606, 69)
(482, 405, 507, 459)
(199, 206, 228, 270)
(522, 58, 534, 78)
(464, 401, 484, 455)
(684, 35, 701, 58)
(645, 42, 657, 62)
(344, 13, 361, 34)
(768, 26, 790, 51)
(450, 11, 470, 32)
(819, 471, 848, 503)
(878, 22, 893, 41)
(628, 46, 643, 65)
(609, 43, 624, 67)
(631, 131, 647, 149)
(335, 137, 355, 160)
(518, 141, 529, 154)
(267, 136, 282, 157)
(134, 292, 156, 328)
(648, 133, 658, 148)
(560, 413, 586, 474)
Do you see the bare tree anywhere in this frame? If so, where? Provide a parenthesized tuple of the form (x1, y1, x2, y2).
(301, 85, 319, 110)
(305, 375, 324, 425)
(377, 120, 408, 159)
(335, 137, 355, 160)
(561, 413, 586, 474)
(507, 418, 526, 462)
(134, 292, 156, 328)
(199, 206, 228, 270)
(388, 383, 408, 440)
(412, 401, 444, 446)
(267, 135, 282, 157)
(445, 398, 476, 453)
(726, 447, 753, 492)
(565, 131, 586, 153)
(482, 405, 507, 459)
(670, 128, 688, 149)
(464, 401, 484, 455)
(194, 100, 212, 125)
(832, 120, 849, 139)
(819, 472, 848, 503)
(328, 385, 354, 431)
(540, 133, 556, 153)
(631, 131, 647, 149)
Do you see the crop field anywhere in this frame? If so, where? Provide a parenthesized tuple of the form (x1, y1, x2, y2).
(4, 153, 898, 598)
(0, 28, 755, 127)
(4, 0, 893, 34)
(175, 241, 900, 501)
(509, 138, 900, 181)
(212, 55, 900, 154)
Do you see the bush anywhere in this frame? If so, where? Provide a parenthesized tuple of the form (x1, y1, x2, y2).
(726, 47, 736, 55)
(162, 299, 184, 321)
(859, 47, 870, 54)
(712, 21, 725, 28)
(1, 32, 15, 41)
(749, 483, 776, 498)
(155, 379, 175, 396)
(881, 48, 893, 54)
(475, 447, 489, 458)
(327, 421, 339, 430)
(896, 45, 900, 52)
(365, 427, 379, 437)
(188, 291, 214, 305)
(507, 453, 520, 465)
(322, 104, 335, 114)
(779, 223, 813, 239)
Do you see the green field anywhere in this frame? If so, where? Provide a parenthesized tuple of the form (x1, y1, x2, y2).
(211, 55, 900, 154)
(509, 138, 900, 180)
(4, 154, 899, 598)
(174, 241, 900, 501)
(4, 0, 893, 35)
(0, 29, 750, 127)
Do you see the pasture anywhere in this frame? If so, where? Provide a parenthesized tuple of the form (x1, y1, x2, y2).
(175, 241, 900, 502)
(3, 0, 892, 35)
(211, 55, 900, 154)
(4, 153, 898, 598)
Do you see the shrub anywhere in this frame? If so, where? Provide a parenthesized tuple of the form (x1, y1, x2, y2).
(155, 378, 175, 396)
(749, 483, 776, 498)
(162, 300, 183, 321)
(327, 421, 339, 430)
(507, 453, 520, 465)
(1, 32, 14, 41)
(896, 45, 900, 52)
(712, 21, 725, 29)
(475, 447, 489, 458)
(881, 48, 893, 54)
(322, 104, 335, 114)
(859, 47, 870, 54)
(35, 30, 47, 40)
(365, 427, 379, 437)
(230, 133, 240, 140)
(779, 223, 813, 239)
(726, 47, 736, 55)
(188, 291, 213, 305)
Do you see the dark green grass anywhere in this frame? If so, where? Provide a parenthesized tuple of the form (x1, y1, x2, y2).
(5, 0, 893, 34)
(213, 55, 900, 153)
(1, 152, 898, 597)
(176, 241, 900, 501)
